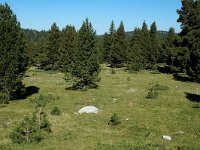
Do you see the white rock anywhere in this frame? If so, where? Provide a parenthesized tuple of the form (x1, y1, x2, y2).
(162, 135, 172, 141)
(113, 98, 117, 102)
(126, 118, 129, 121)
(78, 106, 99, 114)
(74, 112, 79, 115)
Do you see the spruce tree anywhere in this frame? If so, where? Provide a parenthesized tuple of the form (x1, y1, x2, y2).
(110, 21, 127, 67)
(41, 23, 60, 70)
(127, 28, 144, 71)
(141, 21, 150, 67)
(164, 27, 178, 66)
(0, 3, 28, 101)
(148, 21, 161, 68)
(67, 18, 100, 89)
(103, 32, 111, 63)
(177, 0, 200, 81)
(59, 25, 76, 71)
(108, 20, 116, 64)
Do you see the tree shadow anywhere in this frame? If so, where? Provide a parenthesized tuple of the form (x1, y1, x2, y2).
(185, 92, 200, 103)
(173, 74, 194, 83)
(157, 66, 171, 74)
(15, 86, 40, 100)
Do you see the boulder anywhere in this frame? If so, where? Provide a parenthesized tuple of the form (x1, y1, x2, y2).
(78, 106, 99, 114)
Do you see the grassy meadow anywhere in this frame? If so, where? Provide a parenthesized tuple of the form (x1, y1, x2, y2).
(0, 64, 200, 150)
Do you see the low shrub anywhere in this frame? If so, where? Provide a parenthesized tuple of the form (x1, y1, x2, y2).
(146, 83, 168, 99)
(51, 107, 61, 116)
(111, 68, 116, 74)
(108, 113, 121, 126)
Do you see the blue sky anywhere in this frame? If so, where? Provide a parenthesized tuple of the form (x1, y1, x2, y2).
(0, 0, 182, 34)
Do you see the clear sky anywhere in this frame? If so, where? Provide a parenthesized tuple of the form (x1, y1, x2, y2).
(0, 0, 182, 35)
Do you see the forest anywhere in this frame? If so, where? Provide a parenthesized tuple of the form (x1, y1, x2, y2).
(0, 0, 200, 149)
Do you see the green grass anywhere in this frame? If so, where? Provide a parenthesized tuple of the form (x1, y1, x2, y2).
(0, 64, 200, 150)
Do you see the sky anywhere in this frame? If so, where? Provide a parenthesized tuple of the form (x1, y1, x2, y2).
(0, 0, 182, 35)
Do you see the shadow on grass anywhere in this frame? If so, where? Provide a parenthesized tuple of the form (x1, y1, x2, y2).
(157, 66, 171, 74)
(185, 92, 200, 103)
(173, 73, 194, 83)
(15, 86, 40, 100)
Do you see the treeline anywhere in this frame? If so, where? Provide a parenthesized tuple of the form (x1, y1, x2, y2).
(0, 0, 200, 102)
(24, 22, 171, 71)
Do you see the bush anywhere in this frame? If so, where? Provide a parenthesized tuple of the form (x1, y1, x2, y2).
(108, 113, 121, 126)
(146, 83, 168, 99)
(111, 68, 116, 74)
(0, 93, 9, 104)
(10, 95, 51, 143)
(127, 77, 131, 81)
(51, 107, 61, 116)
(10, 115, 43, 143)
(146, 89, 158, 99)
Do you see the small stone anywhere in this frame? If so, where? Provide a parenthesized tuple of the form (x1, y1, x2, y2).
(162, 135, 172, 141)
(126, 118, 129, 121)
(113, 98, 117, 102)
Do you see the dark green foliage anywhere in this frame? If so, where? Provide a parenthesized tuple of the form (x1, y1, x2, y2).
(102, 32, 111, 63)
(102, 20, 116, 64)
(51, 107, 61, 116)
(0, 3, 28, 101)
(173, 47, 190, 73)
(127, 28, 145, 71)
(10, 95, 51, 143)
(148, 22, 162, 67)
(146, 89, 159, 99)
(10, 115, 43, 143)
(108, 113, 121, 126)
(146, 83, 168, 99)
(141, 21, 151, 65)
(177, 0, 200, 81)
(40, 23, 61, 70)
(67, 18, 100, 90)
(163, 27, 178, 66)
(59, 25, 77, 71)
(111, 68, 116, 74)
(110, 21, 127, 67)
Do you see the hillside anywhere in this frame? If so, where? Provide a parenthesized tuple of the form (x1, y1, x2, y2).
(0, 65, 200, 149)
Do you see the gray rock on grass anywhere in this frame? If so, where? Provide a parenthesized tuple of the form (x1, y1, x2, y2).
(78, 106, 99, 114)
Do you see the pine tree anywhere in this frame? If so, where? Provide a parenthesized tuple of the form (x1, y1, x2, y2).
(164, 27, 178, 66)
(177, 0, 200, 81)
(103, 32, 111, 63)
(148, 21, 161, 68)
(59, 25, 76, 71)
(127, 28, 144, 71)
(140, 21, 150, 67)
(0, 3, 28, 101)
(67, 18, 100, 89)
(110, 21, 127, 67)
(35, 36, 48, 67)
(41, 23, 60, 70)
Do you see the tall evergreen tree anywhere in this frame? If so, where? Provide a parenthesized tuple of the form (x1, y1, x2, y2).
(41, 23, 60, 70)
(110, 21, 127, 67)
(141, 21, 150, 67)
(164, 27, 178, 66)
(127, 27, 145, 71)
(0, 3, 28, 101)
(59, 25, 76, 71)
(103, 32, 111, 63)
(67, 18, 100, 89)
(148, 21, 161, 67)
(177, 0, 200, 80)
